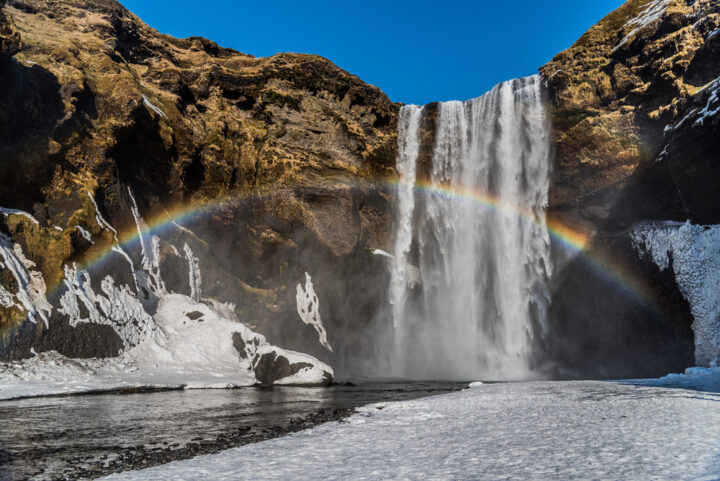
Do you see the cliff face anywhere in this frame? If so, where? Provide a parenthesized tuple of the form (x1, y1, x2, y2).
(1, 0, 718, 379)
(542, 0, 720, 378)
(0, 0, 398, 364)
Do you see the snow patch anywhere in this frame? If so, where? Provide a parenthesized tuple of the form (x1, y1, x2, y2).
(295, 272, 333, 352)
(613, 0, 672, 52)
(128, 188, 165, 296)
(184, 243, 202, 303)
(371, 249, 394, 259)
(99, 380, 720, 481)
(0, 292, 333, 400)
(0, 232, 52, 327)
(0, 207, 39, 225)
(694, 77, 720, 127)
(631, 221, 720, 365)
(58, 264, 155, 349)
(75, 225, 93, 243)
(142, 94, 167, 118)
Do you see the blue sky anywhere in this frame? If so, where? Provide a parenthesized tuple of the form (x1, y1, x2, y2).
(122, 0, 625, 105)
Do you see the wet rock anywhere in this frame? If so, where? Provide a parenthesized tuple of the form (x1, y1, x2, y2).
(253, 349, 332, 386)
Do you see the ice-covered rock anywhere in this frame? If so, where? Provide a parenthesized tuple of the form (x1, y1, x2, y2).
(295, 272, 333, 352)
(0, 232, 52, 327)
(631, 221, 720, 366)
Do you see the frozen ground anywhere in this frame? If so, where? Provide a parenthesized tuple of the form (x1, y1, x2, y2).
(627, 365, 720, 393)
(0, 293, 332, 400)
(101, 379, 720, 481)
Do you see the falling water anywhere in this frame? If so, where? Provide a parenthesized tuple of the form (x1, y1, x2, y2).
(388, 75, 552, 380)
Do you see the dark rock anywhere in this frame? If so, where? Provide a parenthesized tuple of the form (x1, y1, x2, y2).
(252, 350, 331, 386)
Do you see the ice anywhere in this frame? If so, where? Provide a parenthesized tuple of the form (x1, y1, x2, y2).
(0, 207, 40, 225)
(87, 192, 118, 237)
(0, 293, 331, 400)
(628, 365, 720, 393)
(631, 221, 720, 365)
(128, 188, 165, 295)
(100, 380, 720, 481)
(142, 94, 167, 118)
(613, 0, 672, 52)
(370, 249, 394, 259)
(694, 77, 720, 126)
(0, 232, 52, 327)
(1, 191, 332, 400)
(76, 225, 93, 243)
(184, 243, 202, 303)
(58, 264, 155, 349)
(295, 272, 332, 352)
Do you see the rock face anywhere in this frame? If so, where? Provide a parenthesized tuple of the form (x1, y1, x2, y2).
(541, 0, 720, 378)
(541, 0, 719, 234)
(0, 0, 398, 369)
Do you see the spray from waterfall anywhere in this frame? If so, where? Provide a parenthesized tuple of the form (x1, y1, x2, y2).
(387, 75, 552, 380)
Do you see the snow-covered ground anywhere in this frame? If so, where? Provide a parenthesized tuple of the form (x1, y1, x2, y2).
(101, 379, 720, 481)
(0, 200, 333, 400)
(0, 293, 332, 400)
(628, 365, 720, 393)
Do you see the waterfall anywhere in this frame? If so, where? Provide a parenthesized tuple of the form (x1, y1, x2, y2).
(387, 75, 552, 380)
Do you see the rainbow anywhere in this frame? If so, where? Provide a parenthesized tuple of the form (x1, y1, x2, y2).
(36, 177, 658, 317)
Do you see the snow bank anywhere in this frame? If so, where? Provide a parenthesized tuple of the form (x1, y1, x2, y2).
(1, 198, 334, 400)
(100, 380, 720, 481)
(631, 221, 720, 365)
(0, 293, 333, 400)
(629, 366, 720, 393)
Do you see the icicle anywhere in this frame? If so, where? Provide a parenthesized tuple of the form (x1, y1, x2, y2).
(296, 272, 333, 352)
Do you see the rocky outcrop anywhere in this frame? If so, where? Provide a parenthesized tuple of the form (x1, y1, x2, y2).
(0, 0, 20, 57)
(542, 0, 720, 378)
(542, 0, 719, 235)
(0, 0, 398, 365)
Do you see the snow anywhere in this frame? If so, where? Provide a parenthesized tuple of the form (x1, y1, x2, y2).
(694, 77, 720, 127)
(142, 94, 168, 119)
(370, 248, 394, 259)
(1, 195, 333, 399)
(0, 207, 39, 225)
(628, 365, 720, 393)
(88, 192, 118, 237)
(58, 264, 155, 349)
(183, 243, 202, 303)
(631, 221, 720, 365)
(101, 380, 720, 481)
(613, 0, 672, 52)
(128, 188, 165, 295)
(75, 225, 93, 243)
(295, 272, 333, 352)
(0, 232, 52, 327)
(0, 293, 332, 400)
